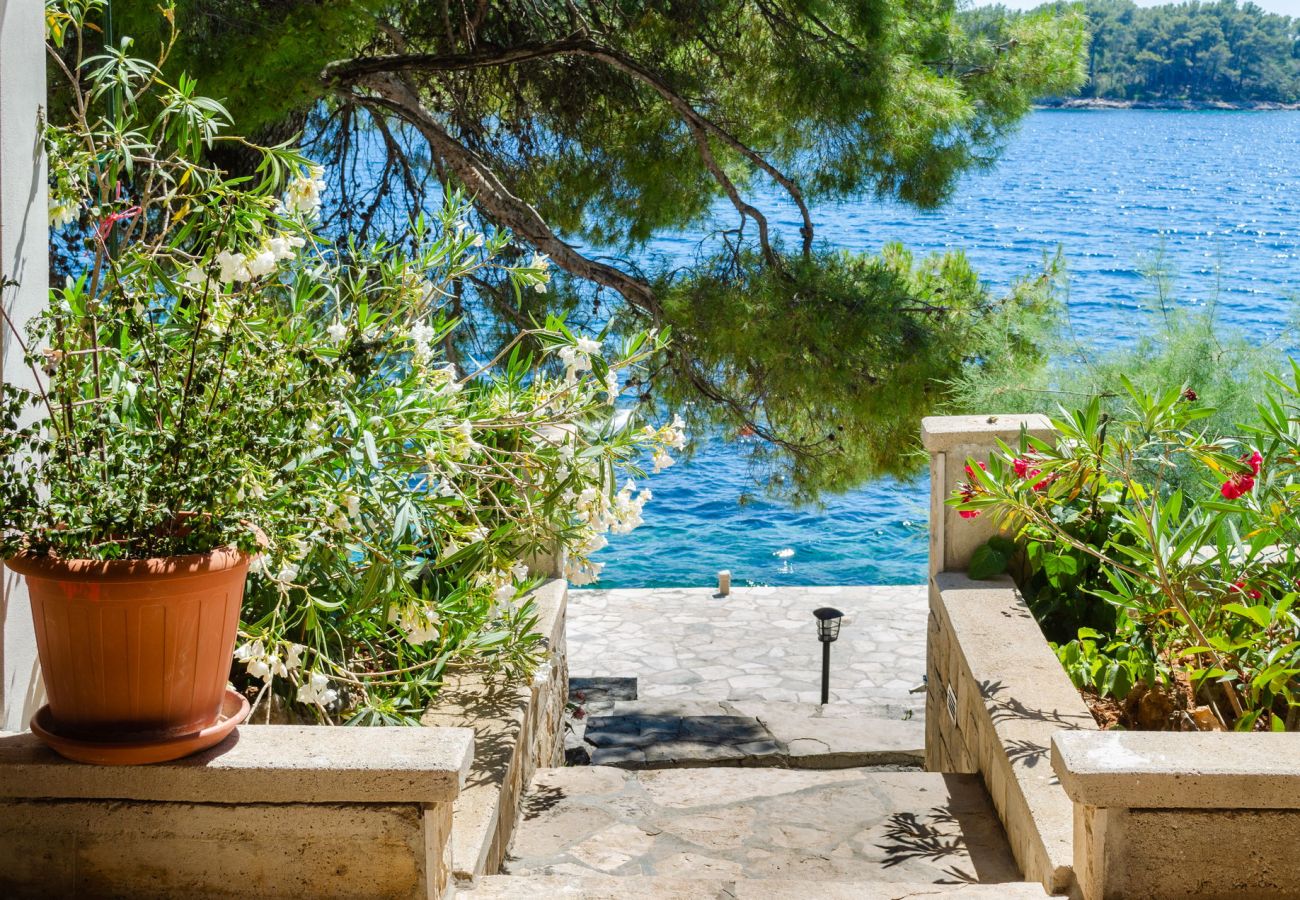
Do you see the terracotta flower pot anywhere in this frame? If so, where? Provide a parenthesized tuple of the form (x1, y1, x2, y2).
(5, 545, 251, 763)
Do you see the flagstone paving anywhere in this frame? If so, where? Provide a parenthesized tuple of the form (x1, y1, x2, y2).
(502, 766, 1020, 885)
(576, 699, 924, 769)
(567, 585, 928, 713)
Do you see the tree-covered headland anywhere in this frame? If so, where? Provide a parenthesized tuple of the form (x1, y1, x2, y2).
(972, 1, 1300, 104)
(67, 1, 1088, 499)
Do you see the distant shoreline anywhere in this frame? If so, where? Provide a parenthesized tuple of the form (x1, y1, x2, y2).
(1036, 97, 1300, 111)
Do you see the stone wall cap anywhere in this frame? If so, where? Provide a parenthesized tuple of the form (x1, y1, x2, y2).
(0, 724, 474, 805)
(921, 414, 1055, 453)
(1052, 730, 1300, 809)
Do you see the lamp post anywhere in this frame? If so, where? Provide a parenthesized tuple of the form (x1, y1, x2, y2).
(813, 607, 844, 705)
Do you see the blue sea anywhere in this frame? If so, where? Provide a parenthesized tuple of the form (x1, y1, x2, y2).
(590, 110, 1300, 588)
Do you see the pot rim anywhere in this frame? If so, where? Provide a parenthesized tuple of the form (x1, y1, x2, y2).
(4, 544, 249, 582)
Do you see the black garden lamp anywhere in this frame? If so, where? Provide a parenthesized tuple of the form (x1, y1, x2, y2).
(813, 607, 844, 705)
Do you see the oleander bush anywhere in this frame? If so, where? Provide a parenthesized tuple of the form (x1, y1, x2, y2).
(955, 379, 1300, 731)
(2, 1, 681, 723)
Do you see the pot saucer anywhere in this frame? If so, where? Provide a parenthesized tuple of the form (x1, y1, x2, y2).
(30, 688, 250, 766)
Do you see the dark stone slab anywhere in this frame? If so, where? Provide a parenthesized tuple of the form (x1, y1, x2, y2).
(569, 677, 637, 703)
(588, 746, 647, 767)
(678, 716, 772, 744)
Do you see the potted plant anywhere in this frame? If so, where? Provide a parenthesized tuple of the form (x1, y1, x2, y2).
(0, 9, 367, 763)
(6, 5, 686, 760)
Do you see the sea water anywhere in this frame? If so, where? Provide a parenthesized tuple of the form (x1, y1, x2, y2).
(591, 110, 1300, 588)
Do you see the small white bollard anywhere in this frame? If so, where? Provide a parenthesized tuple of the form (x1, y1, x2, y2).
(717, 570, 731, 597)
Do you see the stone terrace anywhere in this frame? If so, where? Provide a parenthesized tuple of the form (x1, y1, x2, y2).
(567, 585, 928, 714)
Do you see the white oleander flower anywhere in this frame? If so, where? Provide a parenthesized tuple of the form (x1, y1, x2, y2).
(268, 235, 304, 261)
(49, 198, 79, 229)
(247, 248, 277, 278)
(604, 369, 619, 401)
(233, 639, 265, 663)
(565, 556, 604, 586)
(284, 165, 326, 217)
(216, 249, 250, 283)
(666, 414, 687, 450)
(652, 447, 675, 473)
(410, 322, 436, 347)
(389, 604, 440, 645)
(576, 336, 601, 355)
(296, 672, 338, 707)
(326, 321, 348, 343)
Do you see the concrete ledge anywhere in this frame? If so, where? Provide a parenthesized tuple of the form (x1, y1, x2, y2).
(921, 414, 1054, 453)
(1053, 730, 1300, 809)
(0, 724, 474, 804)
(1055, 731, 1300, 898)
(0, 725, 474, 898)
(2, 798, 445, 900)
(927, 572, 1095, 895)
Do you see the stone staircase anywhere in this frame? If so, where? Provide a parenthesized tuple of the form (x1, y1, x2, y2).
(451, 586, 1050, 898)
(453, 733, 1051, 898)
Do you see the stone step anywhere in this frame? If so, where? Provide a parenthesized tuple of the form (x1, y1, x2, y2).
(504, 767, 1021, 885)
(573, 700, 923, 769)
(462, 874, 1049, 898)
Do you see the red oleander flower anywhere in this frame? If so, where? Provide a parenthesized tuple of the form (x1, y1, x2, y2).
(1221, 450, 1262, 500)
(1012, 455, 1054, 492)
(1221, 474, 1255, 500)
(959, 461, 986, 519)
(1231, 580, 1263, 600)
(1181, 388, 1198, 402)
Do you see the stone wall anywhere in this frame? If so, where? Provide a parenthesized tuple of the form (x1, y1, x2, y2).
(0, 724, 474, 898)
(926, 573, 1095, 895)
(421, 578, 568, 885)
(923, 415, 1094, 895)
(1055, 730, 1300, 899)
(921, 414, 1054, 579)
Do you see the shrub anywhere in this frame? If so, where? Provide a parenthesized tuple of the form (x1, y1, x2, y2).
(955, 380, 1300, 731)
(4, 2, 681, 723)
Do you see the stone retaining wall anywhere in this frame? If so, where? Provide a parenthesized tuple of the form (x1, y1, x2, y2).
(0, 724, 473, 898)
(926, 572, 1095, 895)
(925, 413, 1300, 900)
(421, 578, 568, 885)
(1054, 730, 1300, 899)
(923, 415, 1092, 895)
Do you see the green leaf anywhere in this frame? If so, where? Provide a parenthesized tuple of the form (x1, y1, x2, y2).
(1223, 603, 1272, 629)
(968, 543, 1010, 580)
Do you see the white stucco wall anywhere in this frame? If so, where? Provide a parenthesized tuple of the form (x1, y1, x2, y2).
(0, 0, 49, 732)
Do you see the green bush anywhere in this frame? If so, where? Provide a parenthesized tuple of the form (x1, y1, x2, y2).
(955, 382, 1300, 731)
(7, 2, 682, 723)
